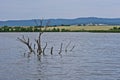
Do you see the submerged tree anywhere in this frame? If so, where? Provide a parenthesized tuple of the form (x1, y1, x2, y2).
(17, 18, 75, 61)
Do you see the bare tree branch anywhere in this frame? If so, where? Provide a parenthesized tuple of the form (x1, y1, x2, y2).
(58, 43, 63, 54)
(50, 46, 53, 55)
(70, 45, 75, 51)
(35, 32, 43, 55)
(34, 44, 36, 49)
(43, 42, 47, 56)
(17, 35, 34, 53)
(65, 41, 71, 52)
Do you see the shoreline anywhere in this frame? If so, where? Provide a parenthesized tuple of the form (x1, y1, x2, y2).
(0, 26, 120, 33)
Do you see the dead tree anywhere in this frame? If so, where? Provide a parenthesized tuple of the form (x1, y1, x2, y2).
(35, 32, 43, 55)
(18, 18, 74, 60)
(17, 35, 34, 54)
(33, 18, 48, 56)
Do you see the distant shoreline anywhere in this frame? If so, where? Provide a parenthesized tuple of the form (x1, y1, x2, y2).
(0, 26, 120, 33)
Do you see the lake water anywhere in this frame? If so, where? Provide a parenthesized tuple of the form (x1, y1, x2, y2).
(0, 32, 120, 80)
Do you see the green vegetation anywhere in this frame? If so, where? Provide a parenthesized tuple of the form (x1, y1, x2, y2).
(0, 26, 41, 32)
(1, 26, 120, 32)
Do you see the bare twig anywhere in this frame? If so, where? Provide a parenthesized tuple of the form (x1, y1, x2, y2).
(17, 35, 34, 53)
(50, 46, 53, 55)
(34, 44, 36, 49)
(70, 45, 75, 51)
(58, 43, 63, 54)
(43, 42, 47, 56)
(65, 41, 71, 52)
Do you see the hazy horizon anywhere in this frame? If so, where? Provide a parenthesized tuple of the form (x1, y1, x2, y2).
(0, 0, 120, 20)
(1, 17, 120, 21)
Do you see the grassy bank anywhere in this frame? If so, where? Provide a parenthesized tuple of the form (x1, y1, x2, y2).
(0, 26, 120, 32)
(53, 26, 114, 31)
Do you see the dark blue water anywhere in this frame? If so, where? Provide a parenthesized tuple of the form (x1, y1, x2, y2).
(0, 32, 120, 80)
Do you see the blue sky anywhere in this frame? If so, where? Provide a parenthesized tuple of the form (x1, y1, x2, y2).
(0, 0, 120, 20)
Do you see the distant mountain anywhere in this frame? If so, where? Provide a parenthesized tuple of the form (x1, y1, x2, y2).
(1, 17, 120, 26)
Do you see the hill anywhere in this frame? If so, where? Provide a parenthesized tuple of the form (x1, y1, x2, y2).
(1, 17, 120, 26)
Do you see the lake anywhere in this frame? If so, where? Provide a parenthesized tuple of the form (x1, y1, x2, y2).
(0, 32, 120, 80)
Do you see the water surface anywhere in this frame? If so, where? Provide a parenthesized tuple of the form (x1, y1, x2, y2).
(0, 32, 120, 80)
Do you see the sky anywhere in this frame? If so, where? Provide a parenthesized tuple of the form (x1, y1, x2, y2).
(0, 0, 120, 20)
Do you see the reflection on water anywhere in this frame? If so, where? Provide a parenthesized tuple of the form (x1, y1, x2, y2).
(0, 32, 120, 80)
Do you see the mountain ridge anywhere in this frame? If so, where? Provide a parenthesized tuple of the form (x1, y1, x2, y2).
(1, 17, 120, 26)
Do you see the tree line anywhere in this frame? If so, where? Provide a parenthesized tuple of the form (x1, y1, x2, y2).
(0, 26, 70, 32)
